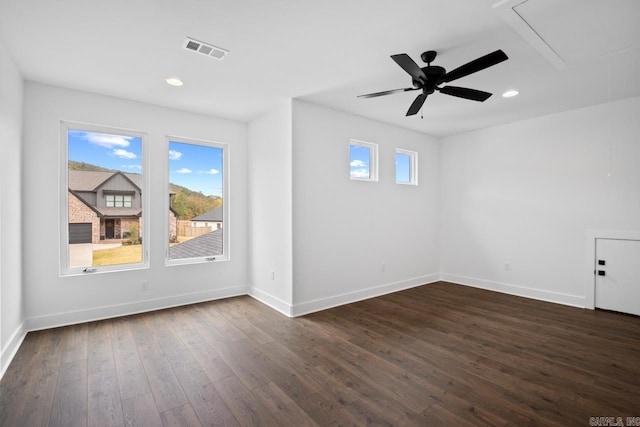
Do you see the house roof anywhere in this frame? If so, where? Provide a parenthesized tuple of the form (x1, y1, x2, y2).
(191, 207, 223, 222)
(100, 208, 142, 217)
(68, 170, 143, 218)
(68, 170, 142, 192)
(169, 229, 223, 260)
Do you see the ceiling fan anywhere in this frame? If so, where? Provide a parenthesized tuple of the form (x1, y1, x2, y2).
(358, 49, 508, 116)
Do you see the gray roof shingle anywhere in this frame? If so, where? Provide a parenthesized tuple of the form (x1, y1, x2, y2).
(100, 208, 142, 217)
(191, 206, 223, 222)
(169, 229, 223, 259)
(68, 170, 142, 191)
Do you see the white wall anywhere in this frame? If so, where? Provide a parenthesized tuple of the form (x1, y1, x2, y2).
(22, 82, 249, 330)
(0, 41, 24, 376)
(440, 96, 640, 306)
(291, 100, 440, 315)
(247, 101, 294, 314)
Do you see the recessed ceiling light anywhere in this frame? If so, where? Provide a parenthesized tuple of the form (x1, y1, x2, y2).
(502, 89, 519, 98)
(165, 77, 183, 87)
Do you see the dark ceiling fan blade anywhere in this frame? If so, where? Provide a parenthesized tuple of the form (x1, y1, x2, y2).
(357, 87, 420, 99)
(442, 50, 508, 83)
(438, 86, 492, 102)
(391, 54, 427, 83)
(406, 93, 428, 116)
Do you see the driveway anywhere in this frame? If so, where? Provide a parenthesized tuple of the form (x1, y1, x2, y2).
(69, 243, 121, 268)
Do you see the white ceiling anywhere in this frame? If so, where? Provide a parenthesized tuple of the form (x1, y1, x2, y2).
(1, 0, 639, 137)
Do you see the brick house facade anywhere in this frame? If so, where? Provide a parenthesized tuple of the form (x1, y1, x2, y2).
(68, 170, 178, 244)
(68, 191, 101, 243)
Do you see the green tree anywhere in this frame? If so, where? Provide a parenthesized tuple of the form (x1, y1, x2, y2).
(170, 186, 222, 220)
(128, 222, 141, 244)
(68, 160, 114, 172)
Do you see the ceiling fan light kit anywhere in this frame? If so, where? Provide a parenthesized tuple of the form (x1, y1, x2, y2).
(358, 49, 509, 116)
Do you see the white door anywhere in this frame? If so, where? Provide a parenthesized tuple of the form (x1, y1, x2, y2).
(595, 238, 640, 316)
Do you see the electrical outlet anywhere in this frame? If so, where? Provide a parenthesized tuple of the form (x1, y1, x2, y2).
(504, 262, 511, 271)
(381, 263, 386, 272)
(141, 281, 149, 291)
(270, 271, 275, 280)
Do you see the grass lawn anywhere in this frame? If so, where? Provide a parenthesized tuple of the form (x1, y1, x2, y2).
(93, 245, 143, 266)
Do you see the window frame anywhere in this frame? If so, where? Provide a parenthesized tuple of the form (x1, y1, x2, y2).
(395, 148, 418, 186)
(165, 135, 230, 266)
(60, 121, 149, 276)
(349, 139, 378, 182)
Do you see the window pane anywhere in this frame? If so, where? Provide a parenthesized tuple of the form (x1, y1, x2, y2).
(350, 144, 371, 179)
(395, 149, 417, 185)
(168, 140, 224, 261)
(396, 152, 411, 183)
(67, 128, 143, 269)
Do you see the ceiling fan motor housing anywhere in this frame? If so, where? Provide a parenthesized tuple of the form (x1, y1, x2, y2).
(423, 65, 446, 84)
(414, 66, 446, 92)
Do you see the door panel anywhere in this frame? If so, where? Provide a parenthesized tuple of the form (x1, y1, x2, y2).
(595, 238, 640, 316)
(105, 219, 114, 239)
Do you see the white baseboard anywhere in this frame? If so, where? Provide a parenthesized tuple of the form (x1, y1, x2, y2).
(1, 321, 27, 380)
(2, 273, 586, 380)
(291, 274, 440, 317)
(440, 273, 586, 308)
(247, 287, 293, 317)
(26, 285, 248, 332)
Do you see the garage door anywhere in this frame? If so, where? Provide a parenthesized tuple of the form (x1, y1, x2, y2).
(69, 223, 92, 244)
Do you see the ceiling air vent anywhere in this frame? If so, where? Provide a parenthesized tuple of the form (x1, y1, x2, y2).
(182, 37, 229, 60)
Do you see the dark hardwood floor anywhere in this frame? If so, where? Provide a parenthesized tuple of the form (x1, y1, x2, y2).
(1, 281, 639, 426)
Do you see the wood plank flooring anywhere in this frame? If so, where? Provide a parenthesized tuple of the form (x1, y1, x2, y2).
(1, 281, 639, 426)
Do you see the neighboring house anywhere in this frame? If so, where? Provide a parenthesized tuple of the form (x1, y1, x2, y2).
(169, 228, 223, 259)
(190, 206, 223, 230)
(68, 170, 178, 244)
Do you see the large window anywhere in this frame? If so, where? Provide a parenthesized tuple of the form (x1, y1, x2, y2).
(61, 122, 148, 275)
(167, 137, 228, 264)
(350, 139, 378, 181)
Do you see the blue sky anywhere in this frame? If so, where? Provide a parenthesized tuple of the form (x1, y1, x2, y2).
(396, 152, 411, 183)
(169, 141, 223, 197)
(350, 145, 370, 179)
(68, 129, 142, 172)
(68, 130, 223, 197)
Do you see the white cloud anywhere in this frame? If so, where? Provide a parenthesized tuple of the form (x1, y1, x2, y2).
(122, 164, 142, 170)
(201, 169, 219, 174)
(350, 159, 369, 178)
(169, 150, 182, 160)
(86, 132, 132, 149)
(112, 149, 137, 159)
(176, 168, 192, 174)
(350, 168, 370, 178)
